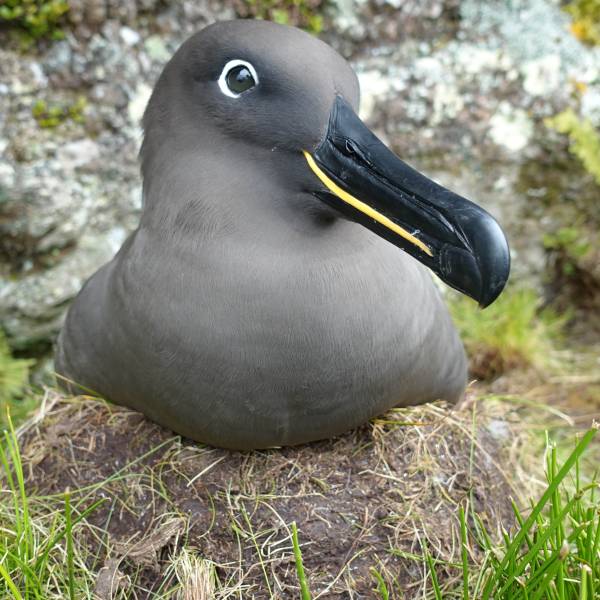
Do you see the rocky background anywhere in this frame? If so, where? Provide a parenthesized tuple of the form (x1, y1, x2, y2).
(0, 0, 599, 368)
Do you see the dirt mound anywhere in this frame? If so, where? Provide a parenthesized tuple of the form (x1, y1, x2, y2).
(17, 391, 522, 598)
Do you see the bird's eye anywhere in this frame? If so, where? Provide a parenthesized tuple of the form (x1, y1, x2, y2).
(218, 60, 259, 98)
(227, 66, 255, 93)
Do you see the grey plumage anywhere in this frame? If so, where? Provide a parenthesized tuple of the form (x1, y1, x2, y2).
(56, 20, 469, 449)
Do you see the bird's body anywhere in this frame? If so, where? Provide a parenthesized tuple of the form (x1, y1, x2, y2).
(57, 212, 466, 448)
(56, 20, 509, 449)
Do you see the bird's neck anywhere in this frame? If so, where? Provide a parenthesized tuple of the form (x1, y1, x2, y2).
(138, 145, 375, 256)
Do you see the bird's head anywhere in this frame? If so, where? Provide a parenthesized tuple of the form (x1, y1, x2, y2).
(141, 20, 510, 307)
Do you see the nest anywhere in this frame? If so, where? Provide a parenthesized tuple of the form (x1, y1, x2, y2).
(15, 390, 526, 599)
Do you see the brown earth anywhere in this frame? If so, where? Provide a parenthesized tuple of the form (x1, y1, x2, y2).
(16, 391, 523, 599)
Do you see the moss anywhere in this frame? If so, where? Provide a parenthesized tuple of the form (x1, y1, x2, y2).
(448, 287, 567, 380)
(544, 226, 600, 319)
(31, 96, 87, 129)
(0, 330, 34, 428)
(516, 146, 600, 326)
(565, 0, 600, 45)
(543, 225, 593, 275)
(233, 0, 326, 34)
(0, 0, 70, 43)
(545, 108, 600, 186)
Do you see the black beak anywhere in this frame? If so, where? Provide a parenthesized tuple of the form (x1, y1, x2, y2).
(304, 96, 510, 307)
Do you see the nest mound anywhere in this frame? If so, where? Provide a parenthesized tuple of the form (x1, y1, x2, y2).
(16, 392, 523, 598)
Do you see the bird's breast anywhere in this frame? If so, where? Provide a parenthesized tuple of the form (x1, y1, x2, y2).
(90, 230, 465, 448)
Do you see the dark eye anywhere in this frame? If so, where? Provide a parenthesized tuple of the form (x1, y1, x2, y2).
(227, 66, 255, 94)
(218, 60, 259, 98)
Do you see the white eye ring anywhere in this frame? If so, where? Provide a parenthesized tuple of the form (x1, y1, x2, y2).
(218, 59, 259, 98)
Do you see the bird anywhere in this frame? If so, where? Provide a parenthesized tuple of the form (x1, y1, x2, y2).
(55, 20, 510, 450)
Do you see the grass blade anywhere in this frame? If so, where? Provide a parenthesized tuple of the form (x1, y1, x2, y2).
(370, 567, 390, 600)
(0, 562, 23, 600)
(424, 545, 443, 600)
(33, 497, 106, 574)
(529, 556, 563, 600)
(459, 506, 470, 600)
(291, 521, 311, 600)
(481, 426, 597, 599)
(64, 490, 75, 600)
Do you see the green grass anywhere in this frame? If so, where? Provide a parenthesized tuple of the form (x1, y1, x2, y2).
(425, 425, 600, 599)
(0, 408, 189, 599)
(1, 394, 598, 598)
(543, 226, 594, 276)
(448, 286, 567, 379)
(370, 568, 390, 600)
(291, 521, 311, 600)
(0, 331, 35, 429)
(0, 413, 105, 598)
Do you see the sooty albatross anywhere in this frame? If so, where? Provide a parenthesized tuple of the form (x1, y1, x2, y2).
(55, 20, 510, 449)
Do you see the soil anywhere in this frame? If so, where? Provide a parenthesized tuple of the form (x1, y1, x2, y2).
(18, 392, 520, 599)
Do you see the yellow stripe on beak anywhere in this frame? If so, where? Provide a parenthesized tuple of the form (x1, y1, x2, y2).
(303, 151, 433, 257)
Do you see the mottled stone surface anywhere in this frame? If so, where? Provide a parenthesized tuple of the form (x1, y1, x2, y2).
(1, 0, 599, 351)
(343, 0, 600, 296)
(0, 1, 235, 350)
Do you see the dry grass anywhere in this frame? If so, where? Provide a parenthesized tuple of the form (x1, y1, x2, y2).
(173, 549, 216, 600)
(1, 388, 539, 599)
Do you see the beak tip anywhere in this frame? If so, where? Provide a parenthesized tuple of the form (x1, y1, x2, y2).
(441, 221, 510, 309)
(477, 285, 505, 309)
(451, 200, 509, 308)
(475, 230, 511, 309)
(480, 227, 510, 308)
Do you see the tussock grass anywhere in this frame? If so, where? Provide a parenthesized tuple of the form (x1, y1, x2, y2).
(0, 412, 105, 598)
(1, 390, 524, 598)
(1, 389, 597, 598)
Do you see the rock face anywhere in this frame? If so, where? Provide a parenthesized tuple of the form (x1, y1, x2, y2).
(0, 1, 235, 351)
(1, 0, 600, 352)
(67, 0, 165, 30)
